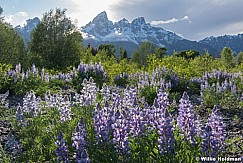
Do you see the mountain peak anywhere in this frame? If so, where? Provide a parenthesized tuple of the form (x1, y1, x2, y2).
(132, 17, 146, 25)
(92, 11, 109, 23)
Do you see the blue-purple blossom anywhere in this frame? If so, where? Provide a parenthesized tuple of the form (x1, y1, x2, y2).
(93, 102, 111, 143)
(72, 119, 90, 163)
(177, 92, 197, 144)
(0, 90, 9, 108)
(22, 90, 40, 117)
(202, 106, 226, 157)
(59, 95, 71, 122)
(157, 109, 175, 155)
(128, 98, 146, 138)
(55, 132, 70, 163)
(112, 116, 130, 155)
(74, 78, 97, 106)
(15, 104, 24, 125)
(5, 134, 22, 159)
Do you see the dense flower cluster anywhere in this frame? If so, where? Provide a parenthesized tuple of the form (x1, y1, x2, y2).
(5, 134, 22, 159)
(0, 90, 9, 108)
(157, 109, 175, 155)
(177, 92, 197, 144)
(5, 62, 107, 84)
(93, 102, 111, 143)
(22, 90, 40, 117)
(72, 118, 90, 163)
(58, 95, 71, 122)
(74, 78, 97, 106)
(55, 132, 70, 163)
(201, 106, 226, 157)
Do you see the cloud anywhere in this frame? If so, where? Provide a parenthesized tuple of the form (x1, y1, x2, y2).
(150, 16, 191, 25)
(109, 0, 243, 40)
(5, 12, 28, 26)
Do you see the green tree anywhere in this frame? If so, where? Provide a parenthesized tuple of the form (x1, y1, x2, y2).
(174, 49, 200, 60)
(220, 47, 235, 69)
(29, 8, 83, 69)
(236, 51, 243, 65)
(118, 47, 128, 61)
(0, 6, 4, 22)
(98, 44, 116, 58)
(0, 21, 26, 66)
(154, 47, 166, 59)
(131, 41, 156, 66)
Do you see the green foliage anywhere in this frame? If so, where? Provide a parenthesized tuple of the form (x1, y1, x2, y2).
(174, 50, 200, 60)
(0, 22, 26, 66)
(118, 47, 128, 61)
(0, 144, 12, 163)
(139, 86, 157, 105)
(155, 47, 166, 59)
(29, 8, 83, 70)
(0, 6, 3, 21)
(220, 47, 235, 69)
(236, 51, 243, 65)
(98, 44, 116, 58)
(131, 41, 156, 67)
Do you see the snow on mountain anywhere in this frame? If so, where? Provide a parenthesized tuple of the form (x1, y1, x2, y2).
(15, 17, 40, 45)
(81, 11, 184, 47)
(199, 34, 243, 54)
(13, 11, 243, 57)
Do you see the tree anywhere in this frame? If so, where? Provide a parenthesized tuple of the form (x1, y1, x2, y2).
(0, 21, 26, 66)
(131, 41, 156, 66)
(118, 47, 128, 61)
(174, 49, 200, 60)
(29, 8, 83, 69)
(0, 6, 4, 21)
(154, 47, 166, 59)
(220, 47, 235, 69)
(236, 51, 243, 65)
(98, 44, 116, 58)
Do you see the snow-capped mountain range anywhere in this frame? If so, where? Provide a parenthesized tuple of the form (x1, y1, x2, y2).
(15, 11, 243, 57)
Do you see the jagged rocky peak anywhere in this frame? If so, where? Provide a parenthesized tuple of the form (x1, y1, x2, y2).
(82, 11, 114, 36)
(131, 17, 146, 25)
(26, 17, 40, 24)
(92, 11, 110, 24)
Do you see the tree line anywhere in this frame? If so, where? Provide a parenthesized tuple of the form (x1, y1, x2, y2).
(0, 7, 243, 70)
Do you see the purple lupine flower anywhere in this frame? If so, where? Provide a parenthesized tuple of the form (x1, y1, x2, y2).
(202, 106, 226, 157)
(128, 98, 147, 138)
(157, 109, 175, 155)
(5, 133, 22, 159)
(231, 83, 237, 95)
(22, 90, 40, 117)
(157, 88, 169, 111)
(177, 92, 197, 144)
(72, 118, 90, 163)
(93, 102, 110, 143)
(0, 90, 9, 108)
(31, 64, 38, 76)
(15, 104, 24, 125)
(59, 95, 71, 122)
(75, 78, 97, 106)
(100, 83, 111, 102)
(55, 132, 70, 163)
(112, 116, 130, 155)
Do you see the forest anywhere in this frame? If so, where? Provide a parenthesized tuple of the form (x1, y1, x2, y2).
(0, 7, 243, 163)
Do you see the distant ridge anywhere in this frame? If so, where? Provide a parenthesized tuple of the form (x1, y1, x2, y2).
(14, 11, 243, 57)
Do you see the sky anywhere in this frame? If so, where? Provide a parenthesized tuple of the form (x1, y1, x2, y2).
(1, 0, 243, 40)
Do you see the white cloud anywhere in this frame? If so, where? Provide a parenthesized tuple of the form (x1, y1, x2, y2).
(61, 0, 119, 27)
(5, 12, 28, 26)
(150, 16, 191, 25)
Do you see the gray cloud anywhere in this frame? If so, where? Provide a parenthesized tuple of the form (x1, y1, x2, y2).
(109, 0, 243, 40)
